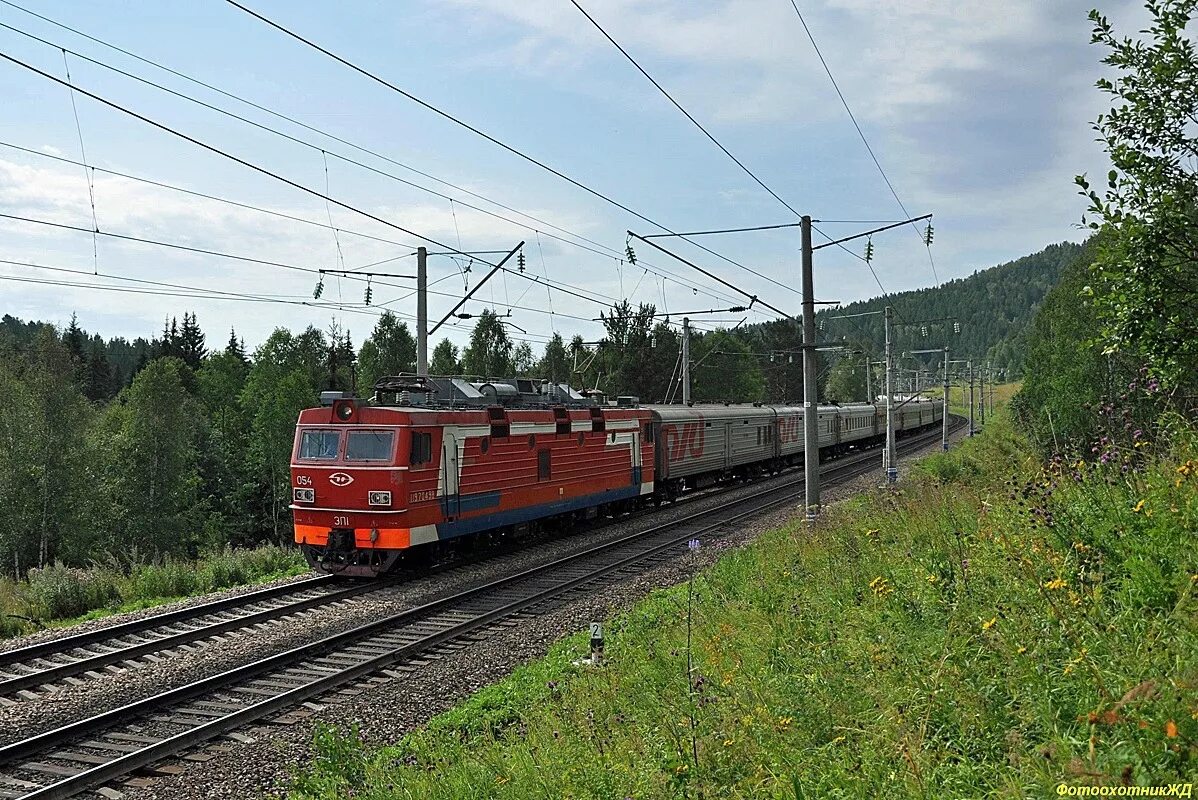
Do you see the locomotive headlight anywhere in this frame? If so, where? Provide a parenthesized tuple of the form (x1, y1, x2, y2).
(368, 490, 392, 507)
(334, 400, 355, 421)
(293, 488, 315, 503)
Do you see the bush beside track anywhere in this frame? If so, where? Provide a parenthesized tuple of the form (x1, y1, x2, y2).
(0, 545, 307, 639)
(289, 411, 1197, 798)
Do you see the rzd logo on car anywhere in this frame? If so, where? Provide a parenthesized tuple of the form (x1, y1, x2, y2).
(778, 416, 802, 444)
(663, 422, 704, 460)
(328, 472, 354, 487)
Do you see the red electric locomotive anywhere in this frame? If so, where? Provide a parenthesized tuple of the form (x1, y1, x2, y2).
(290, 377, 653, 575)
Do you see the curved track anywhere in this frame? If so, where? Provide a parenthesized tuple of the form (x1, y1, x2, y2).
(0, 419, 963, 800)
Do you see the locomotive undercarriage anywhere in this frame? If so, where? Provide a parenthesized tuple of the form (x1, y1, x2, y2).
(301, 528, 402, 577)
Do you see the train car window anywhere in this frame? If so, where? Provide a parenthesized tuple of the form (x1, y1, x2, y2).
(538, 449, 551, 480)
(756, 427, 762, 446)
(644, 423, 654, 443)
(409, 432, 433, 465)
(298, 430, 340, 460)
(346, 431, 394, 461)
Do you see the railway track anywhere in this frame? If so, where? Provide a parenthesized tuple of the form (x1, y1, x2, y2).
(0, 575, 380, 700)
(0, 420, 962, 800)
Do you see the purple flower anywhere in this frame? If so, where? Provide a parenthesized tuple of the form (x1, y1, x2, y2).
(1147, 379, 1159, 392)
(1133, 429, 1142, 439)
(687, 538, 701, 551)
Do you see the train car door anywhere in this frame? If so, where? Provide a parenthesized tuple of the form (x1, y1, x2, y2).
(441, 431, 460, 520)
(724, 422, 733, 470)
(630, 428, 642, 486)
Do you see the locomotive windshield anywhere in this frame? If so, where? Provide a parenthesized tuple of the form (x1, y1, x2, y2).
(298, 430, 340, 460)
(345, 430, 394, 461)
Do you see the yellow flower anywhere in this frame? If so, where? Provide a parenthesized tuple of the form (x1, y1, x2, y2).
(1044, 577, 1067, 591)
(723, 738, 735, 747)
(869, 576, 893, 596)
(675, 764, 688, 774)
(777, 716, 793, 729)
(1017, 645, 1027, 654)
(926, 574, 938, 584)
(865, 528, 880, 539)
(1133, 499, 1146, 513)
(495, 776, 510, 785)
(831, 735, 846, 745)
(1072, 541, 1090, 553)
(982, 617, 997, 631)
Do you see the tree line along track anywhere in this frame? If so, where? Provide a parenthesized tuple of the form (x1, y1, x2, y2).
(0, 419, 962, 800)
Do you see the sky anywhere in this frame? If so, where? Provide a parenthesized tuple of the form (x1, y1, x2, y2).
(0, 0, 1143, 356)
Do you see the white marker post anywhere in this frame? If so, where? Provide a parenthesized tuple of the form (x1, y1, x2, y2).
(589, 622, 604, 665)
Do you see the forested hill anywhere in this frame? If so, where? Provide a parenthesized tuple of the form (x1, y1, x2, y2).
(805, 240, 1084, 378)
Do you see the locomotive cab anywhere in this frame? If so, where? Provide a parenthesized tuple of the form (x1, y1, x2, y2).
(290, 397, 420, 576)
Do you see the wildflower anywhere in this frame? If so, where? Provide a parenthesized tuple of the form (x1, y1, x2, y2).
(777, 716, 793, 729)
(495, 776, 510, 786)
(926, 574, 938, 584)
(723, 738, 735, 747)
(1044, 577, 1067, 591)
(1017, 645, 1027, 654)
(1072, 541, 1090, 553)
(831, 735, 846, 745)
(865, 528, 880, 539)
(869, 576, 892, 596)
(675, 764, 688, 774)
(1165, 720, 1178, 738)
(982, 617, 997, 631)
(1133, 499, 1146, 513)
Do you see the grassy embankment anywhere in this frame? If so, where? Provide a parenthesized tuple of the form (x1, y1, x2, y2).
(0, 545, 307, 639)
(291, 404, 1196, 798)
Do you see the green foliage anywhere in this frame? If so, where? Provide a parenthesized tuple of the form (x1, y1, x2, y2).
(357, 311, 415, 390)
(429, 338, 461, 376)
(806, 241, 1084, 380)
(0, 329, 92, 571)
(461, 310, 514, 377)
(90, 358, 204, 556)
(289, 417, 1198, 797)
(25, 563, 122, 620)
(1010, 241, 1119, 451)
(0, 545, 306, 636)
(1077, 1, 1198, 388)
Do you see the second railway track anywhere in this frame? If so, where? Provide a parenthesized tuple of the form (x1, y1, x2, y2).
(0, 420, 963, 800)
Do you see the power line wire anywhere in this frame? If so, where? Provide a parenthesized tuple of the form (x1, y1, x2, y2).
(787, 0, 938, 283)
(0, 14, 752, 314)
(222, 0, 794, 302)
(569, 0, 807, 291)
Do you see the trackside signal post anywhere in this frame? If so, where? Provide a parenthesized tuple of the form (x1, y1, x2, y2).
(943, 348, 950, 450)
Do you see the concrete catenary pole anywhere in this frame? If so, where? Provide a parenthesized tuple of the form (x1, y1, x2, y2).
(979, 362, 986, 426)
(884, 305, 896, 484)
(968, 359, 975, 436)
(942, 347, 950, 451)
(416, 246, 428, 377)
(864, 356, 873, 404)
(801, 216, 820, 521)
(681, 316, 692, 406)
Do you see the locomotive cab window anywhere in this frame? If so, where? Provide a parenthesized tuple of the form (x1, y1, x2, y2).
(298, 430, 340, 460)
(409, 431, 433, 466)
(346, 430, 394, 461)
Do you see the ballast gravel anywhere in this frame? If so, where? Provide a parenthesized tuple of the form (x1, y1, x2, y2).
(102, 430, 963, 800)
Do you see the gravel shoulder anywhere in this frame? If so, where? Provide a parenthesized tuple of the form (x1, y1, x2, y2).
(113, 430, 963, 800)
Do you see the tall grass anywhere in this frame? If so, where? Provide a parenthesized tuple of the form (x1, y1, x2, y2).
(1, 544, 308, 637)
(291, 414, 1197, 798)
